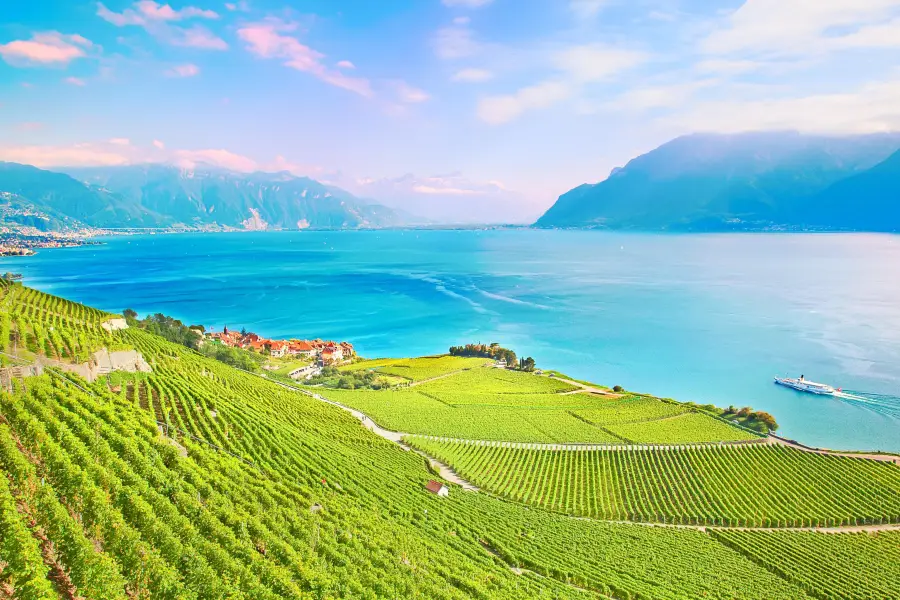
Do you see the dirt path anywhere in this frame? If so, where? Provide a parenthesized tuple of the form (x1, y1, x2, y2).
(407, 434, 768, 452)
(548, 375, 620, 396)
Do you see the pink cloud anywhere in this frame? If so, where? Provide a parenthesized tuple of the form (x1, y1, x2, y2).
(153, 140, 165, 149)
(336, 60, 355, 69)
(0, 32, 93, 66)
(165, 63, 200, 77)
(238, 20, 372, 97)
(97, 1, 218, 26)
(0, 143, 132, 167)
(174, 148, 258, 171)
(64, 76, 86, 86)
(172, 25, 227, 49)
(97, 2, 226, 50)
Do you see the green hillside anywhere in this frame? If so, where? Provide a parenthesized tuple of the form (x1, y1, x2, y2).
(0, 282, 898, 599)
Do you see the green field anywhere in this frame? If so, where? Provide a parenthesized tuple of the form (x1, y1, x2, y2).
(406, 436, 900, 526)
(316, 366, 759, 444)
(416, 367, 578, 394)
(2, 282, 898, 600)
(340, 355, 491, 381)
(605, 411, 760, 443)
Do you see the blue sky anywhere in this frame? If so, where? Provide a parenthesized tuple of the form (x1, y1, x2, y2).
(2, 0, 900, 221)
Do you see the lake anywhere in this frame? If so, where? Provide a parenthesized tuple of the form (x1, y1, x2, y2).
(5, 229, 899, 452)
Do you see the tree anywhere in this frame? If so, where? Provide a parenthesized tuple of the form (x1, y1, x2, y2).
(123, 308, 138, 320)
(751, 411, 778, 432)
(613, 385, 624, 393)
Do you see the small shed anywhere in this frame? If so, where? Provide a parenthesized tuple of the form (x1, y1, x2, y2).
(425, 480, 449, 497)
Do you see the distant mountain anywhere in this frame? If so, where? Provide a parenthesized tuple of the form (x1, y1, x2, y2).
(535, 132, 900, 231)
(800, 149, 900, 231)
(0, 162, 167, 228)
(0, 162, 405, 231)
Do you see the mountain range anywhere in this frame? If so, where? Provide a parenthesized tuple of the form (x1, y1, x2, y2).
(0, 162, 405, 231)
(535, 132, 900, 232)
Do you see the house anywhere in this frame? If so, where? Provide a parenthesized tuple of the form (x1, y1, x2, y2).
(320, 344, 344, 365)
(287, 340, 316, 358)
(425, 480, 449, 497)
(267, 340, 289, 358)
(339, 341, 355, 357)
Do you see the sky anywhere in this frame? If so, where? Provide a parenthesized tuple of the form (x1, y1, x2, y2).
(2, 0, 900, 222)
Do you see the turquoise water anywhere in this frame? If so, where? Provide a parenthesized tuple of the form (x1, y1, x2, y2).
(5, 230, 900, 452)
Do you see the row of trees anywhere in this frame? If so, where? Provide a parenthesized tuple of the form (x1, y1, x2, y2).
(124, 309, 264, 372)
(449, 343, 537, 370)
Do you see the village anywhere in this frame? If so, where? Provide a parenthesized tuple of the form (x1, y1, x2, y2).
(203, 325, 355, 379)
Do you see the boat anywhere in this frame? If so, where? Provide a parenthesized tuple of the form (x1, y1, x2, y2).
(774, 374, 837, 395)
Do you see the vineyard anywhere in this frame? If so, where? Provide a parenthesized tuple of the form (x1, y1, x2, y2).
(0, 280, 126, 365)
(406, 436, 900, 526)
(711, 529, 900, 600)
(0, 283, 898, 599)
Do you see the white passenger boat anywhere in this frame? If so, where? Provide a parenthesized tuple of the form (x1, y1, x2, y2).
(774, 374, 837, 395)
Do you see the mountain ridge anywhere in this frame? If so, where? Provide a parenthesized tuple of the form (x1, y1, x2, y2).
(535, 132, 900, 231)
(0, 161, 406, 231)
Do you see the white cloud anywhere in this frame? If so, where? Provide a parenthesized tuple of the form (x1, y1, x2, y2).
(569, 0, 608, 19)
(225, 1, 250, 11)
(694, 58, 763, 75)
(477, 44, 645, 124)
(434, 20, 480, 59)
(346, 172, 533, 223)
(590, 81, 713, 114)
(64, 76, 86, 86)
(702, 0, 900, 57)
(478, 81, 572, 125)
(152, 139, 165, 149)
(0, 32, 93, 67)
(441, 0, 493, 7)
(165, 63, 200, 77)
(109, 138, 131, 145)
(452, 67, 493, 82)
(553, 44, 646, 83)
(238, 19, 372, 96)
(665, 78, 900, 134)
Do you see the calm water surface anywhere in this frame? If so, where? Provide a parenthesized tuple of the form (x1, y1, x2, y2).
(5, 230, 899, 452)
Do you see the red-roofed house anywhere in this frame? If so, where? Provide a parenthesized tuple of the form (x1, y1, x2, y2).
(320, 344, 344, 365)
(267, 340, 289, 358)
(425, 480, 449, 497)
(287, 340, 316, 358)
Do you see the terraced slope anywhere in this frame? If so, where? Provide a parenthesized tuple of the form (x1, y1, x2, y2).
(0, 283, 895, 600)
(406, 437, 900, 526)
(0, 280, 125, 363)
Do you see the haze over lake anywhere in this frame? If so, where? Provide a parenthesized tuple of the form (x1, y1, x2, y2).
(8, 230, 900, 452)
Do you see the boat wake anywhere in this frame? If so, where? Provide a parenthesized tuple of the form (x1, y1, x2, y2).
(834, 391, 900, 420)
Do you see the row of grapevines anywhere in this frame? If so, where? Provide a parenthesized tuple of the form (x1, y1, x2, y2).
(407, 436, 900, 526)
